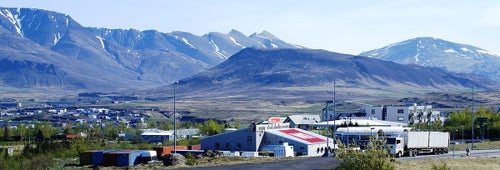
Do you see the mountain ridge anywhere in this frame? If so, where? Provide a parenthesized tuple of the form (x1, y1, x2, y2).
(359, 37, 500, 81)
(0, 7, 300, 91)
(141, 48, 498, 101)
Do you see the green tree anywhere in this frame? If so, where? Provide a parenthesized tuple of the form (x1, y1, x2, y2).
(443, 106, 500, 140)
(199, 119, 223, 136)
(336, 137, 394, 170)
(2, 124, 10, 141)
(104, 122, 118, 140)
(34, 122, 56, 140)
(15, 123, 27, 141)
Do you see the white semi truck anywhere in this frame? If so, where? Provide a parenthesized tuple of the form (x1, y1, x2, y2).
(387, 131, 449, 157)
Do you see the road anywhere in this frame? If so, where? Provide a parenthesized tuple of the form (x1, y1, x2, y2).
(397, 149, 500, 161)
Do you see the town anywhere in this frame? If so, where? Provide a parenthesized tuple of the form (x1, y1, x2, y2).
(2, 95, 498, 168)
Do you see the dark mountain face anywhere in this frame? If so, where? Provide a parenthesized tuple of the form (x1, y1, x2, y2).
(360, 37, 500, 82)
(0, 7, 299, 91)
(143, 48, 498, 101)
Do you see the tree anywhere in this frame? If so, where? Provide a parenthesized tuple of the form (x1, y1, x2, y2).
(104, 123, 119, 140)
(2, 124, 10, 141)
(35, 130, 44, 142)
(16, 124, 26, 141)
(336, 137, 394, 170)
(199, 120, 223, 136)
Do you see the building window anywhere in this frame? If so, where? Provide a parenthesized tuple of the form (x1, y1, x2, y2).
(397, 116, 404, 121)
(371, 109, 375, 114)
(237, 143, 242, 148)
(300, 147, 305, 150)
(397, 109, 404, 114)
(215, 143, 220, 149)
(226, 143, 231, 148)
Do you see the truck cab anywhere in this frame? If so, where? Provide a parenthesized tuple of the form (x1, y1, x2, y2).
(387, 137, 404, 157)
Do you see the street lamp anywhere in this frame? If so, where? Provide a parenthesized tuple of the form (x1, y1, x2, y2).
(324, 100, 333, 157)
(471, 86, 475, 150)
(173, 81, 178, 154)
(461, 125, 464, 144)
(333, 81, 337, 147)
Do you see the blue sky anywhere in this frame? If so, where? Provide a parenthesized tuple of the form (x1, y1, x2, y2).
(2, 0, 500, 55)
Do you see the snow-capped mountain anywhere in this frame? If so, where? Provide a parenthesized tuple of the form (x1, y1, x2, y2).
(0, 7, 300, 90)
(359, 37, 500, 81)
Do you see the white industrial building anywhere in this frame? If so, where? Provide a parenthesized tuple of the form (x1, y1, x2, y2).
(359, 103, 441, 125)
(284, 114, 321, 130)
(140, 129, 172, 143)
(201, 119, 334, 157)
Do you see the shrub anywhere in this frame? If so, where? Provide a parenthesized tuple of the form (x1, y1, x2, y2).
(185, 153, 199, 166)
(336, 138, 394, 170)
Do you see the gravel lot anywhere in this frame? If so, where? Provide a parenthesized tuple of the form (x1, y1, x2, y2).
(178, 156, 339, 170)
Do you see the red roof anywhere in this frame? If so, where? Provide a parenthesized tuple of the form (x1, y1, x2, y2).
(278, 129, 325, 143)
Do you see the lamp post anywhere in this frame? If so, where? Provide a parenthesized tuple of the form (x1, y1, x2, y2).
(333, 81, 336, 147)
(471, 87, 475, 150)
(325, 101, 333, 138)
(324, 100, 333, 157)
(461, 125, 464, 144)
(173, 81, 178, 154)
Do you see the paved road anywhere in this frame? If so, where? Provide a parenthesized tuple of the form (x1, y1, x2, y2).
(177, 149, 499, 169)
(397, 149, 500, 161)
(179, 157, 340, 170)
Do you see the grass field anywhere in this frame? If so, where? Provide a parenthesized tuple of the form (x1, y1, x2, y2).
(394, 157, 500, 170)
(452, 140, 500, 150)
(395, 140, 500, 170)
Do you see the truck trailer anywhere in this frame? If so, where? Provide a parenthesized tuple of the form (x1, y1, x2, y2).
(387, 131, 449, 157)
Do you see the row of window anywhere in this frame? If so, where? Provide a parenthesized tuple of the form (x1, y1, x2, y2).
(370, 109, 407, 114)
(215, 142, 243, 149)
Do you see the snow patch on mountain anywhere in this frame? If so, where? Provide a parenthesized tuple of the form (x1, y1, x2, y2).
(96, 35, 105, 49)
(461, 47, 472, 53)
(229, 36, 245, 48)
(181, 37, 196, 49)
(445, 48, 457, 53)
(477, 49, 497, 56)
(368, 52, 378, 57)
(0, 8, 22, 35)
(270, 42, 278, 48)
(210, 39, 227, 59)
(53, 32, 61, 45)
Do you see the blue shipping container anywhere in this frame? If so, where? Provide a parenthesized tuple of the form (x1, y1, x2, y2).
(115, 150, 142, 167)
(91, 150, 115, 165)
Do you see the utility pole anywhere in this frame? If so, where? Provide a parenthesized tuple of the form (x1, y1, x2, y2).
(471, 86, 475, 150)
(324, 100, 333, 157)
(333, 81, 336, 148)
(461, 125, 464, 144)
(173, 82, 177, 154)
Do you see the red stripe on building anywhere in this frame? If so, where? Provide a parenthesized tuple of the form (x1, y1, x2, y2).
(278, 129, 325, 143)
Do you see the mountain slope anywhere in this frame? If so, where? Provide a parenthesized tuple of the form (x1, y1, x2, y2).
(143, 48, 498, 101)
(359, 37, 500, 81)
(0, 7, 300, 91)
